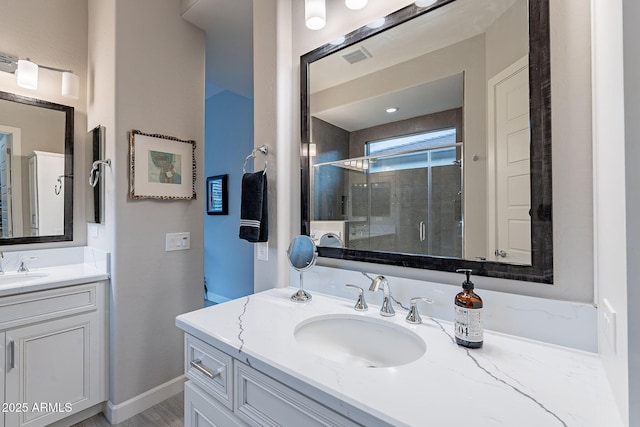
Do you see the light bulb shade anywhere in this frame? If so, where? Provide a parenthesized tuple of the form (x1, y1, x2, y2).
(305, 0, 326, 30)
(366, 18, 386, 29)
(62, 72, 80, 99)
(16, 59, 38, 90)
(345, 0, 368, 10)
(415, 0, 437, 7)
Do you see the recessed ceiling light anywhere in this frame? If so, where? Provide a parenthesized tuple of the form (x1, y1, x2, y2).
(366, 18, 386, 29)
(386, 107, 399, 113)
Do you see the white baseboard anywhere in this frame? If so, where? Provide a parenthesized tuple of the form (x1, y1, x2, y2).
(105, 375, 185, 424)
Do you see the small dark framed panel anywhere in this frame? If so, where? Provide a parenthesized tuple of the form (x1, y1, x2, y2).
(206, 174, 228, 215)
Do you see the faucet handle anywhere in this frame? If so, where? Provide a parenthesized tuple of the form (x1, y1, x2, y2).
(345, 284, 368, 311)
(405, 297, 434, 324)
(18, 256, 38, 273)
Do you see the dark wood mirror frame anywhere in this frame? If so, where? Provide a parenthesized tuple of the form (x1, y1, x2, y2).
(300, 0, 552, 283)
(0, 91, 74, 245)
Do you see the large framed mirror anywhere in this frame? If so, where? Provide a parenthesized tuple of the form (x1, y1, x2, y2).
(301, 0, 552, 283)
(0, 91, 73, 245)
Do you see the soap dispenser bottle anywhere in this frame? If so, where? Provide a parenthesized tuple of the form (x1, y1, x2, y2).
(454, 269, 483, 348)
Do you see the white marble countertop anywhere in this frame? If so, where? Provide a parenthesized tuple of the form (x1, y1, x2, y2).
(0, 263, 109, 297)
(176, 288, 623, 427)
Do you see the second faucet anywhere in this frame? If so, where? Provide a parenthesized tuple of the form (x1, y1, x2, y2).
(369, 275, 395, 317)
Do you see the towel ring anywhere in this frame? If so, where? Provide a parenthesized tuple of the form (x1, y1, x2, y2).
(243, 145, 268, 174)
(89, 159, 112, 188)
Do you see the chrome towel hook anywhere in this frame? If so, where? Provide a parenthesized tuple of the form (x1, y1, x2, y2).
(89, 159, 111, 188)
(242, 145, 269, 174)
(55, 175, 73, 195)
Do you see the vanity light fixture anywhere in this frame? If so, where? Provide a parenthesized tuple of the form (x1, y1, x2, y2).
(305, 0, 326, 30)
(16, 59, 38, 89)
(345, 0, 368, 10)
(386, 107, 399, 113)
(366, 18, 386, 29)
(0, 52, 80, 99)
(415, 0, 438, 7)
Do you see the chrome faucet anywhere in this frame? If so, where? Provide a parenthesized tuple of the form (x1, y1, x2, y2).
(368, 275, 395, 317)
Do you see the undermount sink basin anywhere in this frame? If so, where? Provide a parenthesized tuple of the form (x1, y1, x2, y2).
(0, 272, 49, 286)
(294, 314, 426, 368)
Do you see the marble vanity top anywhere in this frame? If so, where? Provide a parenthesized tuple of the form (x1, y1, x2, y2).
(176, 288, 623, 427)
(0, 263, 109, 297)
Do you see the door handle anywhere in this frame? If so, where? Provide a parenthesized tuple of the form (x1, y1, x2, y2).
(419, 221, 426, 242)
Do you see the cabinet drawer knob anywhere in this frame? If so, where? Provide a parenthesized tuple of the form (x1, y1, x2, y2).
(190, 359, 224, 379)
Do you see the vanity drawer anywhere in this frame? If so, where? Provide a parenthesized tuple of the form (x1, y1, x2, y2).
(185, 381, 248, 427)
(234, 361, 362, 427)
(185, 334, 234, 409)
(0, 282, 98, 331)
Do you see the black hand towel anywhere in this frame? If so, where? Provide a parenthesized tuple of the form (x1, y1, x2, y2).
(239, 171, 268, 242)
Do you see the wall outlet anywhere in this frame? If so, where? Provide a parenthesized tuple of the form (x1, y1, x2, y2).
(257, 242, 268, 261)
(166, 232, 191, 251)
(602, 298, 617, 353)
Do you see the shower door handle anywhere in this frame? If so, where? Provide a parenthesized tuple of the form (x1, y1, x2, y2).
(419, 221, 426, 242)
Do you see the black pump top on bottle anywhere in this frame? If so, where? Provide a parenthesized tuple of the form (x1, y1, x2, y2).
(456, 269, 474, 290)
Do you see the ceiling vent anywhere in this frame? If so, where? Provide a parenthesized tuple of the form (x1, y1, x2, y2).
(342, 46, 372, 64)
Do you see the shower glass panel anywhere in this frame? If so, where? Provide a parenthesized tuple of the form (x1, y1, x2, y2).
(312, 128, 463, 257)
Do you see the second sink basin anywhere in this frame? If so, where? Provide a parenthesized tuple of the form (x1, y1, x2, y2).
(0, 272, 49, 287)
(294, 314, 426, 368)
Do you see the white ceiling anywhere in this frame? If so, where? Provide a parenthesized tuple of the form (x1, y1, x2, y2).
(310, 0, 521, 131)
(314, 73, 464, 132)
(182, 0, 253, 99)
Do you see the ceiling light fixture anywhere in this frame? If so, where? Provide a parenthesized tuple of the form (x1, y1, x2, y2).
(366, 18, 386, 29)
(386, 107, 399, 113)
(415, 0, 438, 7)
(305, 0, 326, 30)
(0, 52, 80, 99)
(345, 0, 368, 10)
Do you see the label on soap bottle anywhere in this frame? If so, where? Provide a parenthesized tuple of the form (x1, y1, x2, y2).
(454, 306, 483, 343)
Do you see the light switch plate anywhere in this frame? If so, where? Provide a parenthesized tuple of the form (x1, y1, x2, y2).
(257, 242, 268, 261)
(602, 298, 617, 353)
(166, 232, 191, 251)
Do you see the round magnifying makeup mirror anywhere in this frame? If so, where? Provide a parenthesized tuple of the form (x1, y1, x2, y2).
(287, 235, 317, 302)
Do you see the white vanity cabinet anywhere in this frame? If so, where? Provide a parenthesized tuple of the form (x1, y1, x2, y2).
(0, 281, 107, 427)
(183, 334, 361, 427)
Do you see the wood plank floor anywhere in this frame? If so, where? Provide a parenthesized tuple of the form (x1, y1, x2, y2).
(71, 392, 184, 427)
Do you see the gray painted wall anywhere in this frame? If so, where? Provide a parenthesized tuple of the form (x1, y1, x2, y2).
(89, 0, 205, 406)
(0, 0, 88, 249)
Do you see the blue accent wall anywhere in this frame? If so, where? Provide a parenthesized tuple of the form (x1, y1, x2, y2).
(204, 91, 254, 302)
